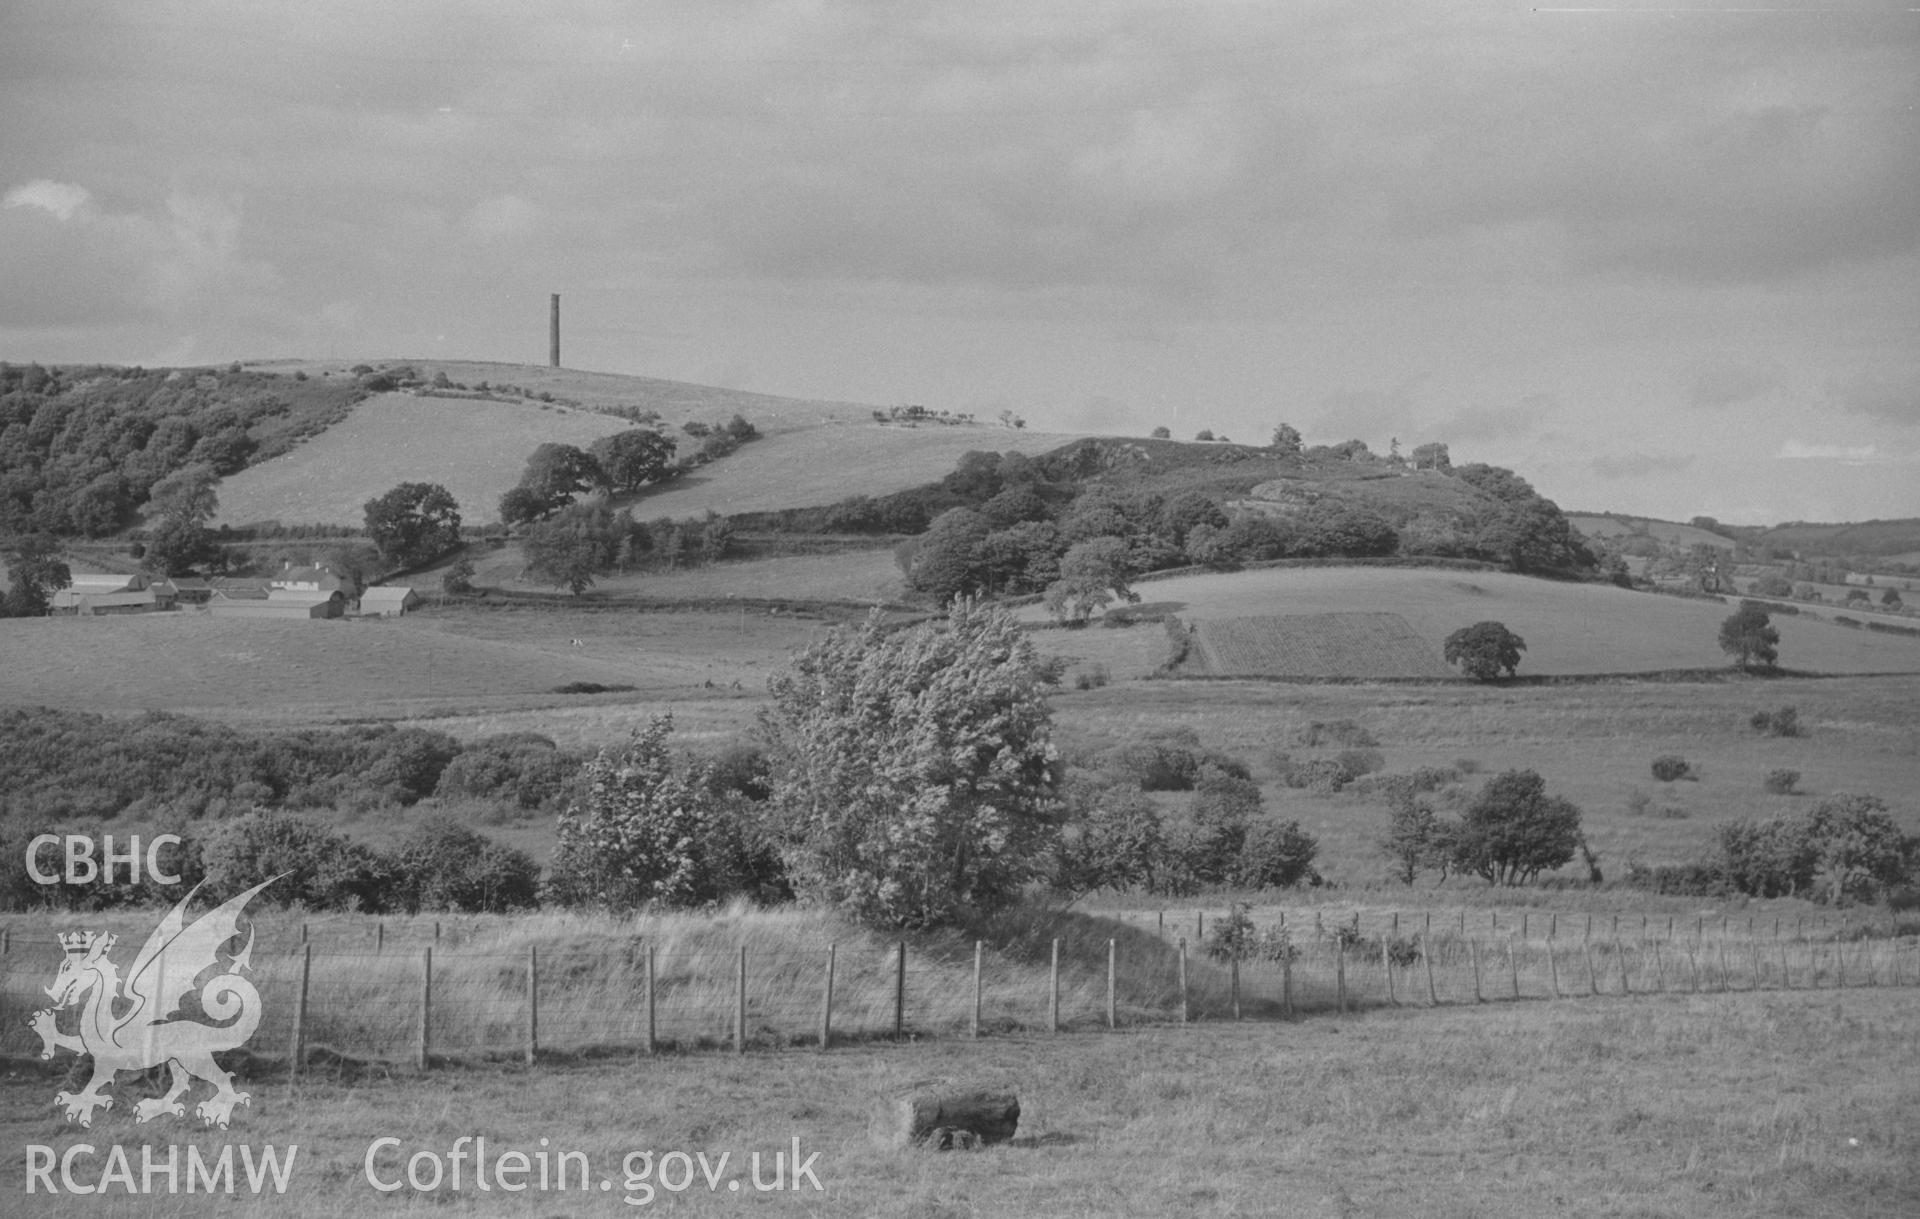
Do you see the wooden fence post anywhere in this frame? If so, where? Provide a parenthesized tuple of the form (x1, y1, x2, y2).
(1778, 939, 1789, 990)
(1177, 938, 1189, 1023)
(1231, 955, 1242, 1021)
(416, 946, 431, 1070)
(376, 921, 385, 953)
(290, 943, 311, 1077)
(894, 941, 907, 1039)
(735, 945, 746, 1054)
(1687, 944, 1699, 993)
(1583, 941, 1598, 996)
(645, 946, 657, 1055)
(819, 944, 835, 1051)
(1107, 939, 1117, 1030)
(1616, 941, 1630, 995)
(1522, 913, 1529, 940)
(1550, 913, 1557, 940)
(1717, 942, 1730, 992)
(1652, 940, 1665, 992)
(1508, 937, 1519, 1000)
(1391, 911, 1399, 937)
(1382, 938, 1396, 1006)
(1548, 942, 1561, 999)
(1282, 949, 1293, 1019)
(1835, 941, 1845, 989)
(1336, 940, 1347, 1015)
(1423, 939, 1438, 1006)
(1197, 911, 1204, 943)
(1470, 938, 1483, 1003)
(525, 945, 537, 1066)
(1049, 939, 1061, 1033)
(971, 941, 982, 1039)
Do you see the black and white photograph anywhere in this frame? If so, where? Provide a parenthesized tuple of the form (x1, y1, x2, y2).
(2, 2, 1917, 1215)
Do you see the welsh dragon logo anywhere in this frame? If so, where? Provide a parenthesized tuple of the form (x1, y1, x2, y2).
(31, 877, 279, 1129)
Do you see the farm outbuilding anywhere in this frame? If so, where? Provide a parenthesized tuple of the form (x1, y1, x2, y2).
(358, 585, 420, 617)
(209, 589, 344, 619)
(51, 573, 176, 615)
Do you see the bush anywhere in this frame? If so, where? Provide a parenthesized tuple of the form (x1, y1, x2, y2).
(392, 816, 540, 913)
(200, 812, 395, 911)
(1203, 904, 1299, 963)
(1236, 819, 1321, 889)
(1763, 769, 1800, 795)
(1625, 789, 1652, 817)
(1750, 705, 1802, 737)
(1718, 793, 1910, 903)
(1651, 755, 1692, 782)
(1295, 719, 1377, 748)
(545, 714, 726, 910)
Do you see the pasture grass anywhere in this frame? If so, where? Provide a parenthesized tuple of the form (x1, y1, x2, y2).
(4, 980, 1913, 1217)
(213, 392, 631, 529)
(1054, 566, 1920, 676)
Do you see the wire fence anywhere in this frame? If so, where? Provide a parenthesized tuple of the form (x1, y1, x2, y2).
(2, 909, 1913, 1072)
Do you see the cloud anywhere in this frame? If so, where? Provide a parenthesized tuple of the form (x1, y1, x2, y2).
(3, 179, 92, 221)
(1828, 370, 1920, 426)
(1688, 366, 1776, 410)
(1590, 451, 1694, 481)
(1430, 400, 1547, 444)
(1776, 440, 1879, 461)
(1313, 387, 1414, 443)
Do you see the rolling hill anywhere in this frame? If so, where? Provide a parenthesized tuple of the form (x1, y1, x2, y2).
(1020, 566, 1920, 678)
(215, 361, 1083, 527)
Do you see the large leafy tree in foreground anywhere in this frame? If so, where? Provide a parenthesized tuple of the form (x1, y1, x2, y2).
(763, 599, 1063, 928)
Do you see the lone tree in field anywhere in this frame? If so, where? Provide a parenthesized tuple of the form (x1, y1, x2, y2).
(1450, 769, 1583, 886)
(763, 599, 1063, 928)
(364, 482, 462, 569)
(1718, 603, 1780, 671)
(1044, 536, 1140, 625)
(1443, 620, 1527, 681)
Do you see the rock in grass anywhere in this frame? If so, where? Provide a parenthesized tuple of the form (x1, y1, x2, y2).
(873, 1091, 1020, 1150)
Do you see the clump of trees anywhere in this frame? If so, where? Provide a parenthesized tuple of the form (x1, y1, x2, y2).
(1, 533, 70, 617)
(1377, 768, 1585, 887)
(1716, 794, 1914, 904)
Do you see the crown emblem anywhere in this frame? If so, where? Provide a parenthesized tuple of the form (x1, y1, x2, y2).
(58, 931, 112, 956)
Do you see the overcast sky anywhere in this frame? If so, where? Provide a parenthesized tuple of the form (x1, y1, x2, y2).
(3, 1, 1916, 523)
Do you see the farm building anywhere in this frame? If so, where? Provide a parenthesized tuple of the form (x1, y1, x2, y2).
(50, 573, 177, 616)
(358, 585, 420, 617)
(272, 563, 359, 597)
(209, 589, 345, 619)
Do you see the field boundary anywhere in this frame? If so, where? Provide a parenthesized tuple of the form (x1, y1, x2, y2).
(4, 911, 1910, 1073)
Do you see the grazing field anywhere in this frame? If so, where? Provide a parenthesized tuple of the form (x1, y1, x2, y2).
(1568, 514, 1735, 551)
(1189, 612, 1454, 678)
(0, 603, 830, 728)
(213, 393, 632, 528)
(4, 983, 1913, 1217)
(587, 420, 1086, 522)
(456, 541, 912, 604)
(1050, 672, 1920, 878)
(1066, 566, 1920, 677)
(215, 361, 1083, 528)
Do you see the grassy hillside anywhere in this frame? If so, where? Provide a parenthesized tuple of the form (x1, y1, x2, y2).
(1568, 514, 1734, 551)
(213, 361, 1081, 528)
(1040, 566, 1920, 677)
(213, 392, 633, 528)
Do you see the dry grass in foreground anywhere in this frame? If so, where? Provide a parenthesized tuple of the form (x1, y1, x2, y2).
(3, 989, 1914, 1217)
